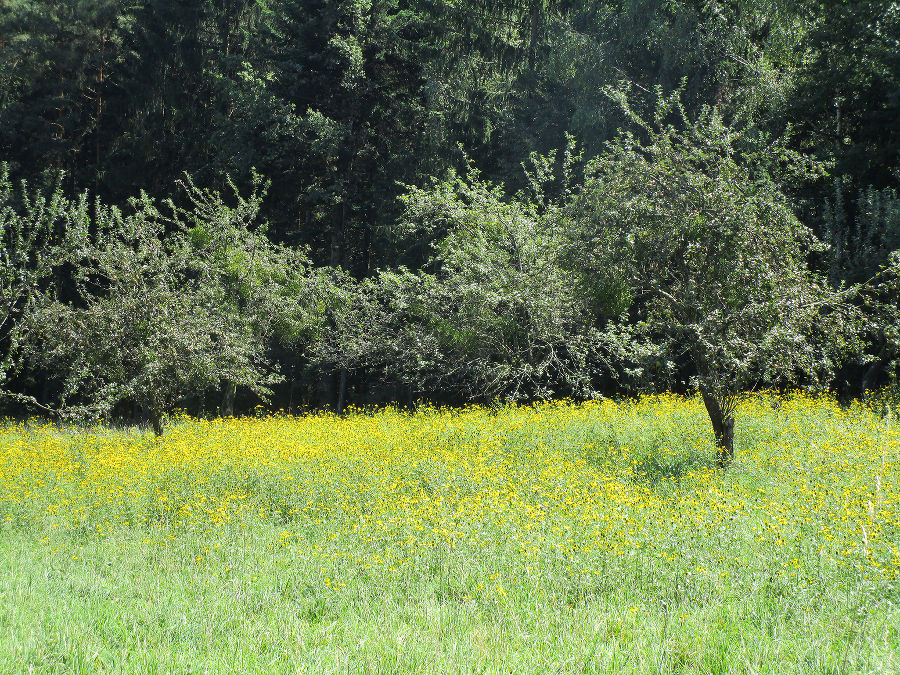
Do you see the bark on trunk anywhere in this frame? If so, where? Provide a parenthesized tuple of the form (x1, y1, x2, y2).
(700, 387, 735, 468)
(149, 410, 164, 437)
(222, 382, 236, 417)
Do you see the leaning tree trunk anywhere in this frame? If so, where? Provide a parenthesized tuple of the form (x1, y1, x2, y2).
(700, 386, 735, 468)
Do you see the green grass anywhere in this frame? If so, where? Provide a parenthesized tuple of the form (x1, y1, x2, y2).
(0, 394, 898, 673)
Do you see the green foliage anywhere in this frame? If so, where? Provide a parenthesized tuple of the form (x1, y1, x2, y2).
(564, 89, 862, 461)
(27, 177, 316, 432)
(790, 0, 900, 190)
(0, 164, 63, 392)
(317, 165, 604, 402)
(825, 183, 900, 282)
(0, 0, 898, 412)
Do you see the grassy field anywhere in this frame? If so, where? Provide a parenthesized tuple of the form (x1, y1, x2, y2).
(0, 393, 898, 674)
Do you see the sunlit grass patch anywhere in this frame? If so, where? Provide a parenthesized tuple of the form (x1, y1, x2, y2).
(1, 393, 898, 673)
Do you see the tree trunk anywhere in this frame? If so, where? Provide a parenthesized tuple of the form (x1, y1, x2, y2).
(149, 409, 164, 437)
(222, 382, 236, 417)
(700, 386, 735, 468)
(287, 377, 297, 414)
(861, 357, 886, 399)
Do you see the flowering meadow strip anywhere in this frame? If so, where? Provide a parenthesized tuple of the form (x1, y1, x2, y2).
(0, 393, 897, 672)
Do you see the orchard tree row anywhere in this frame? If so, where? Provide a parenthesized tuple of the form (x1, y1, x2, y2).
(3, 97, 899, 462)
(1, 0, 899, 460)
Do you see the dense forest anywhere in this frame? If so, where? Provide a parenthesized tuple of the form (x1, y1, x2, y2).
(1, 0, 899, 443)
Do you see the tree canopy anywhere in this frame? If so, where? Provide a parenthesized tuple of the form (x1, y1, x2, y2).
(564, 93, 859, 463)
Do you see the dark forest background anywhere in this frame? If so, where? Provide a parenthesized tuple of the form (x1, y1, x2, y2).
(1, 0, 898, 428)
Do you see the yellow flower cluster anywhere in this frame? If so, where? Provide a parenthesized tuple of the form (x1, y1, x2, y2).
(1, 393, 897, 587)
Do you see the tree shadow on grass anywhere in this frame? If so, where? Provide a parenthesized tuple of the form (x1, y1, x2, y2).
(629, 447, 714, 486)
(583, 424, 716, 487)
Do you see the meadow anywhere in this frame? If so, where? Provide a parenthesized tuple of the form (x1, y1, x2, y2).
(0, 393, 898, 674)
